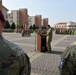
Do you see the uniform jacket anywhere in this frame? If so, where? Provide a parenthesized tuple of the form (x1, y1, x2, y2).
(0, 36, 31, 75)
(46, 28, 52, 42)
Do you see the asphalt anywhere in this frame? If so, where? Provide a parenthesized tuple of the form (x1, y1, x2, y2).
(3, 32, 76, 75)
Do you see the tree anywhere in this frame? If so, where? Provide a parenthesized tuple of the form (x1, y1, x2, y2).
(4, 20, 10, 29)
(29, 25, 33, 30)
(36, 25, 39, 29)
(11, 22, 16, 29)
(33, 24, 36, 30)
(42, 26, 46, 29)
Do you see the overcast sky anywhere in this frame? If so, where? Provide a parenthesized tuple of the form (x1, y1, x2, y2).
(3, 0, 76, 27)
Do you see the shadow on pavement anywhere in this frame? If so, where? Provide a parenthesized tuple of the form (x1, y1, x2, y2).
(51, 50, 63, 55)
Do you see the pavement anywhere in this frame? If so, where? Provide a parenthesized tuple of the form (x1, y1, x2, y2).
(3, 32, 76, 75)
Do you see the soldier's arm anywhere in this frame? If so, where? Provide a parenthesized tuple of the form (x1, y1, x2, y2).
(45, 29, 51, 36)
(19, 54, 31, 75)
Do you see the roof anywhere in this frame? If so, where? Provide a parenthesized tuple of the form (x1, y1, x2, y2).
(74, 22, 76, 25)
(54, 22, 76, 27)
(56, 22, 67, 25)
(56, 22, 76, 25)
(2, 5, 9, 11)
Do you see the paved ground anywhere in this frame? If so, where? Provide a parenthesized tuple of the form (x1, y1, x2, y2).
(3, 32, 76, 75)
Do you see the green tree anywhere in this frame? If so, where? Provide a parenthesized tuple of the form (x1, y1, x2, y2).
(4, 20, 10, 29)
(42, 26, 46, 29)
(11, 22, 16, 29)
(29, 25, 33, 29)
(36, 25, 39, 29)
(33, 24, 36, 30)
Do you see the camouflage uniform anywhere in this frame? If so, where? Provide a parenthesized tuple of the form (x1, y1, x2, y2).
(46, 28, 52, 51)
(22, 30, 31, 37)
(0, 36, 31, 75)
(59, 42, 76, 75)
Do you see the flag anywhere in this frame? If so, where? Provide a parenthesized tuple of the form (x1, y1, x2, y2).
(23, 22, 28, 30)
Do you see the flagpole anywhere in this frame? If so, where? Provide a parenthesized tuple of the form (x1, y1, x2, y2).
(35, 30, 36, 51)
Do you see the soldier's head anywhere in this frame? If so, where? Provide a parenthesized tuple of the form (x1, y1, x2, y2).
(0, 10, 6, 28)
(47, 25, 51, 29)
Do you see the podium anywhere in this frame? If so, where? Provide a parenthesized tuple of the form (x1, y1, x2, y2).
(37, 33, 47, 52)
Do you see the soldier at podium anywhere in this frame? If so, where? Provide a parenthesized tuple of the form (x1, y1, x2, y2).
(43, 25, 52, 53)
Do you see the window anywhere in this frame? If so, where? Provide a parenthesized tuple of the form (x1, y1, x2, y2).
(10, 20, 13, 23)
(10, 16, 13, 19)
(6, 15, 8, 18)
(11, 12, 13, 15)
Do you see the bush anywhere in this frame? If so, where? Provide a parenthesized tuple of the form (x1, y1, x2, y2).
(3, 29, 14, 32)
(4, 21, 10, 29)
(11, 22, 16, 29)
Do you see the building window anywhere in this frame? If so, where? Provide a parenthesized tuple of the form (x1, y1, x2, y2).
(11, 12, 13, 15)
(6, 15, 8, 19)
(17, 20, 18, 23)
(10, 20, 13, 23)
(28, 18, 31, 22)
(10, 16, 13, 19)
(74, 25, 76, 27)
(17, 16, 18, 19)
(17, 12, 18, 15)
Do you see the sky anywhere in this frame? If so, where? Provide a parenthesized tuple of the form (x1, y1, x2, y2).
(3, 0, 76, 27)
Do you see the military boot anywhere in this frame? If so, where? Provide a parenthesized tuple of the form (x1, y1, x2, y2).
(47, 50, 51, 53)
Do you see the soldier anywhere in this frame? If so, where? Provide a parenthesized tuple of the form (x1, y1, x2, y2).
(0, 10, 31, 75)
(21, 29, 25, 37)
(59, 42, 76, 75)
(43, 25, 52, 53)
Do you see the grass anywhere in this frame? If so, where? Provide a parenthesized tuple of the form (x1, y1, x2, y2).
(74, 31, 76, 35)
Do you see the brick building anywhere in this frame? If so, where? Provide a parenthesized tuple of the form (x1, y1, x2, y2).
(43, 18, 48, 27)
(35, 15, 42, 28)
(19, 8, 28, 25)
